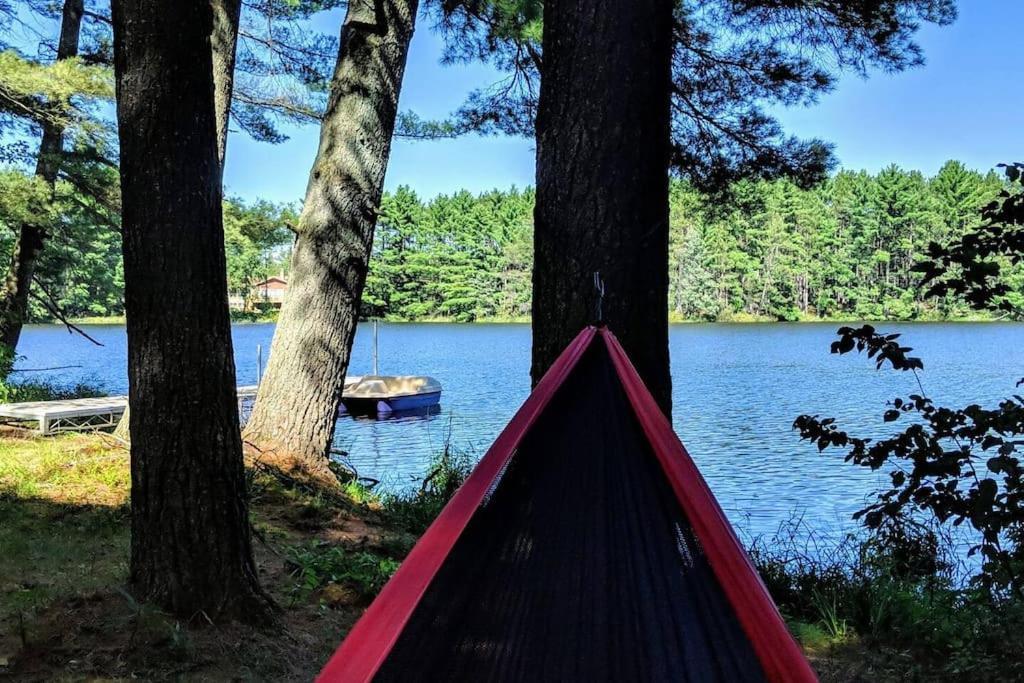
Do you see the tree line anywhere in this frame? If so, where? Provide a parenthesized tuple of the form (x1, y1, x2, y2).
(6, 160, 1010, 324)
(365, 162, 1011, 322)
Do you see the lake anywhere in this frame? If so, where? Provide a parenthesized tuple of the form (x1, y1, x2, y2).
(13, 321, 1024, 542)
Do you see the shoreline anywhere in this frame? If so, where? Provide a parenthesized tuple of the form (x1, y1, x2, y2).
(46, 314, 1022, 327)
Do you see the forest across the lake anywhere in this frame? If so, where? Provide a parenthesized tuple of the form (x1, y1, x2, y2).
(9, 159, 1018, 324)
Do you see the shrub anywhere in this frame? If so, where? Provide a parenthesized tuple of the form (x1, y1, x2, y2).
(285, 542, 399, 602)
(378, 445, 472, 535)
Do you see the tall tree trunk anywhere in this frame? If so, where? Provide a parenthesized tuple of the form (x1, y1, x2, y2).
(114, 0, 240, 442)
(532, 0, 674, 414)
(211, 0, 241, 167)
(242, 0, 418, 485)
(0, 0, 84, 355)
(112, 0, 271, 621)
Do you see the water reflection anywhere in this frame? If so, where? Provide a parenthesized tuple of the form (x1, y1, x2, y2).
(341, 403, 443, 420)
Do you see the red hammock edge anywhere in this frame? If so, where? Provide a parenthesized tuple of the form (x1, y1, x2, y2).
(599, 327, 817, 683)
(317, 326, 597, 682)
(317, 325, 817, 683)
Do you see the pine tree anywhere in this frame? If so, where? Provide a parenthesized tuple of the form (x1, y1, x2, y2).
(112, 0, 272, 622)
(243, 0, 420, 485)
(420, 0, 955, 189)
(532, 0, 674, 412)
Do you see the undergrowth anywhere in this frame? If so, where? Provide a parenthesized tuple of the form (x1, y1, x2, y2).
(285, 543, 400, 604)
(750, 515, 1024, 680)
(0, 378, 104, 404)
(8, 430, 1024, 680)
(376, 445, 473, 534)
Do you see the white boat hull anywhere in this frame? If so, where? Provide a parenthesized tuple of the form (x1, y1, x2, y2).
(338, 375, 442, 416)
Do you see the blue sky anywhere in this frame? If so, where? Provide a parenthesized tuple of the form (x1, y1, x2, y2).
(223, 0, 1023, 204)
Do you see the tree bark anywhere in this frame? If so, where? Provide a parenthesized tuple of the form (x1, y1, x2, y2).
(112, 0, 272, 621)
(211, 0, 241, 167)
(0, 0, 84, 355)
(242, 0, 418, 486)
(113, 0, 240, 441)
(532, 0, 674, 414)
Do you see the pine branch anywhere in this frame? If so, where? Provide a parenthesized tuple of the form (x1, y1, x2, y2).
(29, 275, 104, 346)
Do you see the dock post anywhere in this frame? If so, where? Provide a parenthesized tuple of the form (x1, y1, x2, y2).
(373, 320, 379, 375)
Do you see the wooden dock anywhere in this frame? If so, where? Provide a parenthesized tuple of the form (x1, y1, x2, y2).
(0, 378, 440, 435)
(0, 386, 261, 435)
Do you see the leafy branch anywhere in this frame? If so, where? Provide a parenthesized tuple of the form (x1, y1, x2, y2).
(914, 162, 1024, 311)
(795, 326, 1024, 596)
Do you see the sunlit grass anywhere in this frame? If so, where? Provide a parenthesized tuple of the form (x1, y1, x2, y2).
(0, 435, 130, 625)
(0, 434, 130, 506)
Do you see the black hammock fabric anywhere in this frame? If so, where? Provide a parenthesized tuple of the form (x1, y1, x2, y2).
(371, 341, 766, 682)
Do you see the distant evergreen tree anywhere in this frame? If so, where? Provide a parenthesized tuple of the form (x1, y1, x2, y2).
(668, 182, 718, 320)
(0, 162, 1014, 324)
(930, 160, 1002, 237)
(357, 165, 1011, 323)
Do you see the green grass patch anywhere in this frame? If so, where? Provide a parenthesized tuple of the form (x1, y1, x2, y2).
(0, 497, 129, 625)
(0, 435, 130, 628)
(0, 433, 404, 679)
(0, 435, 130, 506)
(285, 542, 400, 603)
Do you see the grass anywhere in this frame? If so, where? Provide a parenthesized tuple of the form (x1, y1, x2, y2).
(0, 433, 407, 679)
(0, 491, 128, 626)
(749, 517, 1024, 681)
(377, 445, 473, 534)
(2, 431, 1021, 680)
(0, 433, 129, 504)
(0, 379, 104, 405)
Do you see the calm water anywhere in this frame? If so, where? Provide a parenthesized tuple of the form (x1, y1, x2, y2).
(13, 321, 1024, 540)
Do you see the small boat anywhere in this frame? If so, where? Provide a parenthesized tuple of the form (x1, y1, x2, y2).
(338, 321, 442, 415)
(340, 374, 442, 415)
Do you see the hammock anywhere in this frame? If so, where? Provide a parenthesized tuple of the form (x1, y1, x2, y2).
(319, 326, 817, 682)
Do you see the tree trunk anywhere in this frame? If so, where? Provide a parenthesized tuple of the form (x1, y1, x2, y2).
(211, 0, 241, 167)
(0, 0, 84, 355)
(113, 0, 240, 442)
(112, 0, 272, 621)
(242, 0, 418, 485)
(113, 405, 130, 442)
(532, 0, 674, 415)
